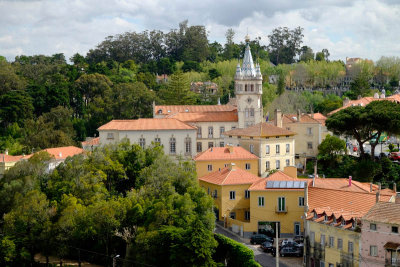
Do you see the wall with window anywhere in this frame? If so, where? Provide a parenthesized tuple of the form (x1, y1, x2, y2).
(248, 189, 306, 238)
(360, 219, 400, 267)
(193, 121, 238, 153)
(99, 129, 197, 157)
(305, 220, 361, 267)
(195, 158, 259, 178)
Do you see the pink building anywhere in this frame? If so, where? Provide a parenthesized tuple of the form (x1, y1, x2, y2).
(361, 201, 400, 267)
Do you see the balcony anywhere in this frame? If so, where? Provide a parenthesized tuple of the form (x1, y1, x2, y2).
(275, 206, 288, 213)
(386, 258, 400, 266)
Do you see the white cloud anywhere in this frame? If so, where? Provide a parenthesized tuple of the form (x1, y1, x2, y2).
(0, 0, 399, 61)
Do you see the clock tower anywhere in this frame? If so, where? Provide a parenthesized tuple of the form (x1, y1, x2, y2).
(235, 35, 263, 129)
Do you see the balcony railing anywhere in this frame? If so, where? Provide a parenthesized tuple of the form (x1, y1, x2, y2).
(386, 258, 400, 266)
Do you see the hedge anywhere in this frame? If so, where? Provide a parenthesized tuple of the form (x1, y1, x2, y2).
(213, 233, 261, 267)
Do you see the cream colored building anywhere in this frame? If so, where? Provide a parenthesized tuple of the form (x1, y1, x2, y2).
(98, 118, 197, 157)
(224, 114, 296, 177)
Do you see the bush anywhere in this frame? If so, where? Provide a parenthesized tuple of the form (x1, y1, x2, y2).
(213, 234, 261, 267)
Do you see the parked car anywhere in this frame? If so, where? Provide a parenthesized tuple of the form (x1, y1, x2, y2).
(250, 234, 273, 245)
(279, 246, 303, 257)
(390, 152, 400, 161)
(293, 236, 304, 244)
(260, 241, 274, 253)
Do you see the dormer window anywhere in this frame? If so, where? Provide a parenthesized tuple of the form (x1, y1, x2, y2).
(157, 109, 162, 114)
(314, 212, 317, 219)
(324, 215, 328, 222)
(333, 217, 337, 223)
(341, 219, 346, 226)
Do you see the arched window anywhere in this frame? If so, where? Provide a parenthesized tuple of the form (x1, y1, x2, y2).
(245, 84, 248, 91)
(250, 108, 254, 117)
(169, 137, 176, 154)
(184, 137, 192, 155)
(250, 84, 254, 91)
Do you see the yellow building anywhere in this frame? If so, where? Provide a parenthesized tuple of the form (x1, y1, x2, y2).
(247, 169, 309, 238)
(194, 145, 259, 178)
(198, 164, 260, 223)
(0, 153, 25, 177)
(305, 179, 396, 267)
(224, 117, 296, 177)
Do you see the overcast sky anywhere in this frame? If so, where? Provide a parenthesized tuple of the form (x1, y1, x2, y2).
(1, 0, 399, 62)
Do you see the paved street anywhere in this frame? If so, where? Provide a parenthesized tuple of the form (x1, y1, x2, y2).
(215, 225, 302, 267)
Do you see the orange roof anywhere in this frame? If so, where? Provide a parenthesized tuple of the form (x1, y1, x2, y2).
(282, 114, 320, 124)
(42, 146, 85, 160)
(167, 111, 238, 122)
(312, 178, 382, 193)
(194, 146, 258, 161)
(362, 202, 400, 225)
(0, 154, 25, 163)
(98, 119, 196, 131)
(198, 166, 260, 185)
(310, 113, 327, 126)
(154, 104, 236, 115)
(249, 171, 310, 191)
(81, 137, 100, 146)
(224, 122, 295, 137)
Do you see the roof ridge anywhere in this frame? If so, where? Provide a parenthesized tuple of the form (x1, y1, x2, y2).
(221, 168, 234, 184)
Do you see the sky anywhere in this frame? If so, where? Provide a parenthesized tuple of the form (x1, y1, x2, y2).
(1, 0, 400, 62)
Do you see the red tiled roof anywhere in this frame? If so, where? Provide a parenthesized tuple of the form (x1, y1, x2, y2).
(81, 137, 100, 146)
(310, 113, 327, 126)
(0, 154, 25, 163)
(362, 202, 400, 225)
(154, 104, 236, 115)
(282, 114, 320, 124)
(311, 178, 385, 193)
(249, 171, 310, 191)
(198, 166, 260, 185)
(167, 111, 238, 122)
(43, 146, 85, 160)
(98, 119, 196, 131)
(224, 122, 296, 137)
(194, 146, 258, 161)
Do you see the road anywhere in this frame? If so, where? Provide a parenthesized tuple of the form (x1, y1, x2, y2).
(215, 226, 302, 267)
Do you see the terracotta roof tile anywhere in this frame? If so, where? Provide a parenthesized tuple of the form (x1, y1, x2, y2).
(167, 111, 238, 122)
(249, 171, 310, 191)
(198, 166, 260, 185)
(194, 146, 258, 161)
(98, 118, 196, 131)
(224, 122, 296, 137)
(283, 114, 320, 124)
(0, 154, 26, 163)
(154, 104, 236, 115)
(42, 146, 85, 160)
(81, 137, 100, 146)
(362, 202, 400, 225)
(310, 113, 327, 126)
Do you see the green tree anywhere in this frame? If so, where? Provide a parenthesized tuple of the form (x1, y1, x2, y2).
(0, 90, 33, 128)
(318, 134, 346, 160)
(159, 71, 198, 104)
(299, 46, 314, 62)
(0, 61, 26, 95)
(267, 26, 304, 65)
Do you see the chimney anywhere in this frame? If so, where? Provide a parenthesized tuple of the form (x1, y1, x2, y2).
(357, 95, 362, 100)
(370, 182, 373, 192)
(59, 152, 62, 158)
(349, 176, 352, 187)
(227, 145, 234, 154)
(218, 98, 221, 105)
(5, 149, 8, 155)
(343, 97, 350, 107)
(229, 163, 236, 171)
(311, 108, 314, 118)
(396, 193, 400, 204)
(394, 182, 397, 193)
(312, 176, 315, 187)
(378, 182, 382, 191)
(274, 109, 282, 128)
(376, 191, 380, 203)
(297, 109, 301, 122)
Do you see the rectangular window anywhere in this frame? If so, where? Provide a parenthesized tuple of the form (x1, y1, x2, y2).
(286, 144, 290, 153)
(276, 144, 280, 154)
(244, 211, 250, 220)
(266, 161, 270, 170)
(197, 142, 202, 152)
(229, 191, 236, 200)
(348, 242, 354, 253)
(185, 137, 191, 155)
(213, 189, 218, 198)
(258, 196, 265, 207)
(207, 188, 210, 194)
(231, 126, 236, 130)
(266, 145, 270, 154)
(329, 236, 334, 247)
(220, 127, 225, 136)
(169, 138, 176, 154)
(278, 197, 286, 211)
(250, 108, 254, 117)
(230, 212, 236, 219)
(294, 222, 301, 236)
(207, 164, 212, 171)
(370, 245, 378, 257)
(320, 262, 325, 267)
(286, 159, 290, 166)
(307, 127, 312, 135)
(310, 232, 315, 244)
(245, 190, 250, 199)
(245, 163, 251, 170)
(107, 132, 114, 139)
(208, 127, 213, 138)
(338, 239, 343, 250)
(320, 234, 325, 246)
(298, 197, 305, 207)
(154, 137, 161, 145)
(219, 142, 224, 147)
(307, 142, 313, 149)
(208, 142, 213, 148)
(197, 127, 202, 138)
(392, 226, 399, 233)
(250, 144, 254, 153)
(139, 138, 146, 148)
(276, 160, 280, 170)
(370, 223, 377, 231)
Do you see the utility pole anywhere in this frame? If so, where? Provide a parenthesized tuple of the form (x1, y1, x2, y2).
(276, 222, 279, 267)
